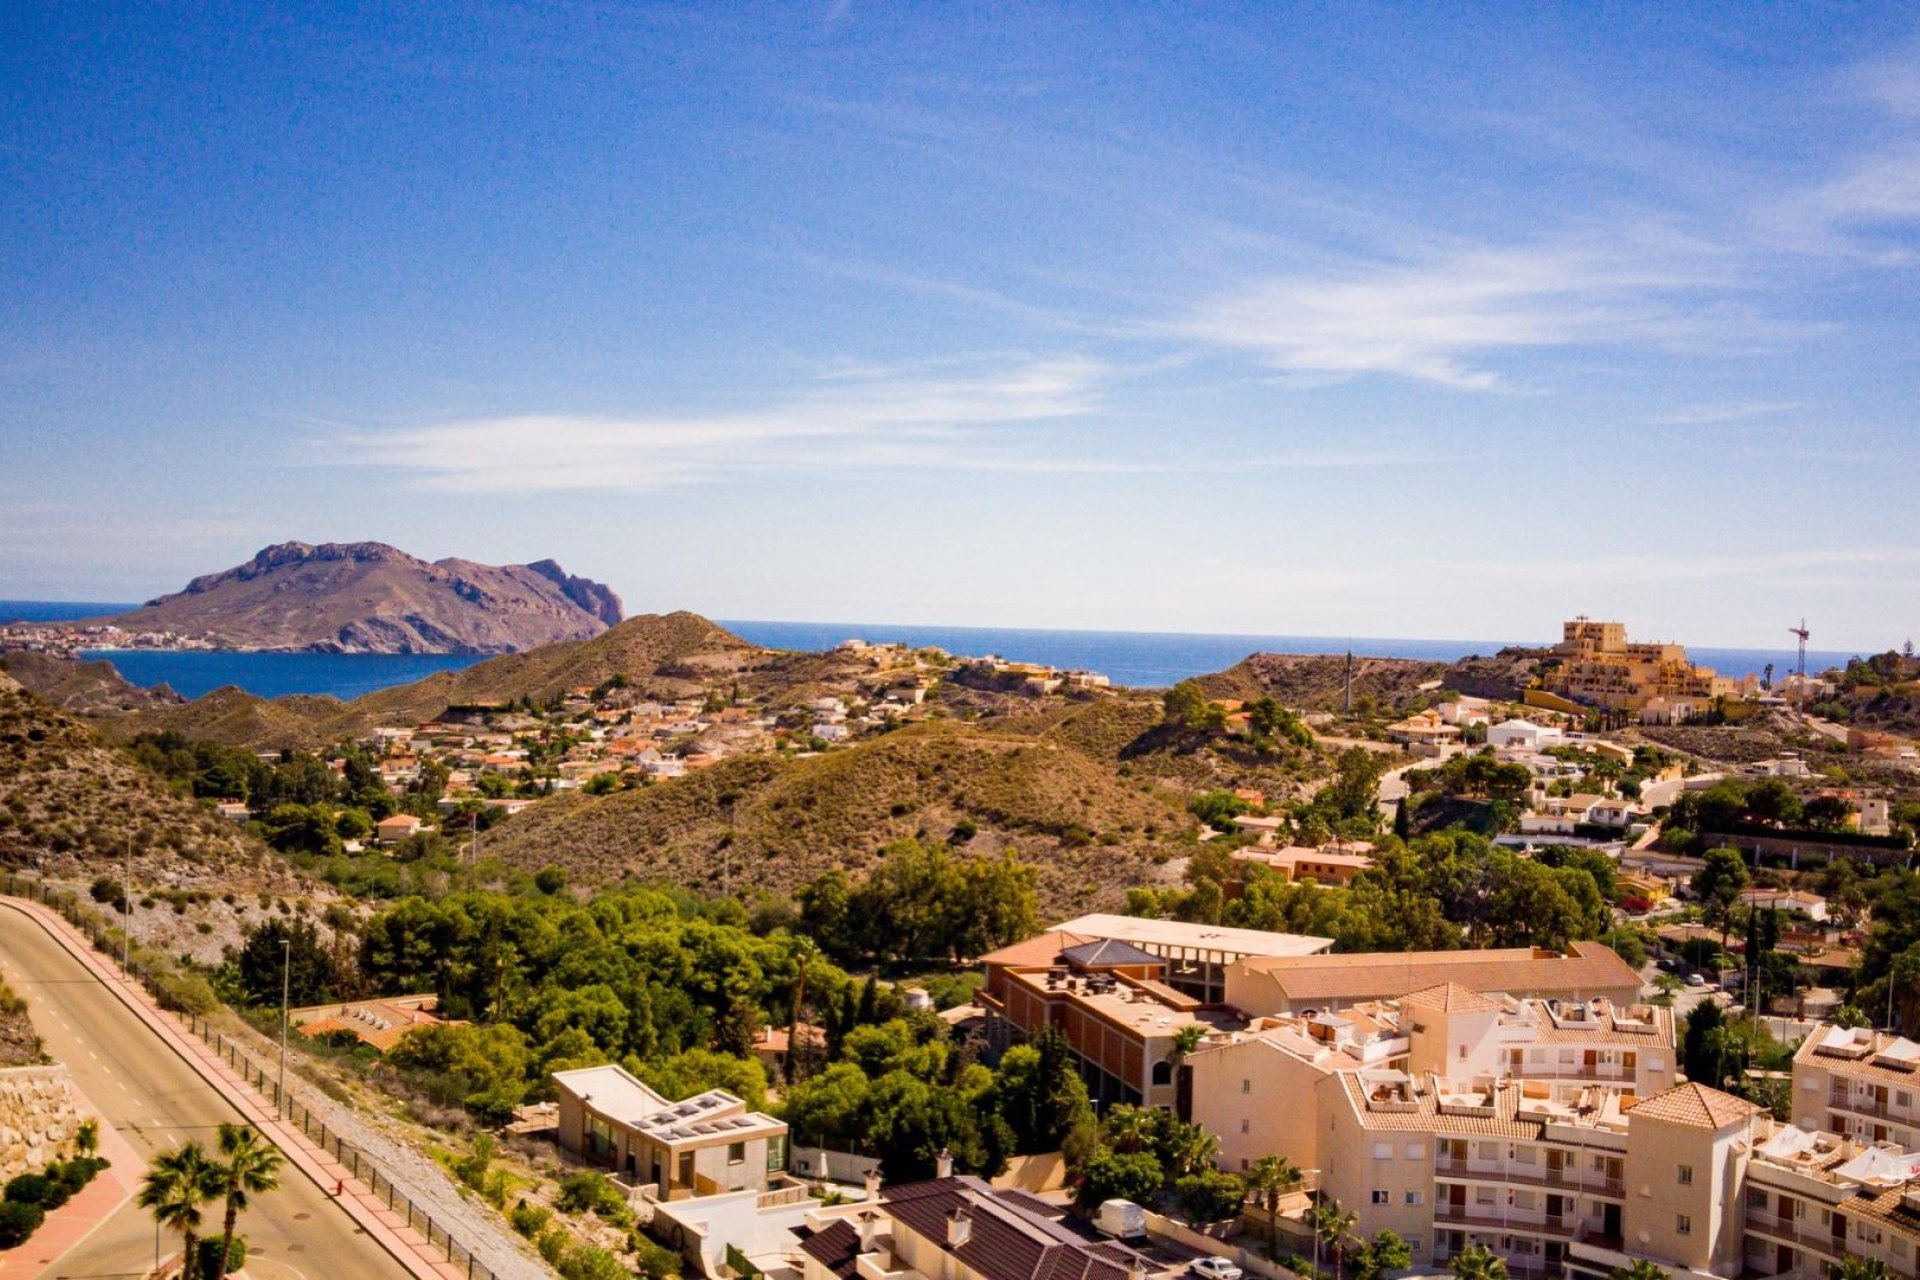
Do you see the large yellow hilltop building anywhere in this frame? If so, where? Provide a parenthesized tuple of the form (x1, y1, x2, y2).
(1543, 617, 1739, 711)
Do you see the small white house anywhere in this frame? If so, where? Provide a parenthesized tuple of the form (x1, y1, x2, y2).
(1488, 718, 1564, 751)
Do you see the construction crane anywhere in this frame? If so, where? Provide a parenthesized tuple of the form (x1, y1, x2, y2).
(1789, 619, 1810, 708)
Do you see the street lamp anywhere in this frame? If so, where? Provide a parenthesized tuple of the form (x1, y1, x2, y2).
(279, 937, 291, 1112)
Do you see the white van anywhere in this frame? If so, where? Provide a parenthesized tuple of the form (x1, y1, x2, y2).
(1095, 1199, 1147, 1240)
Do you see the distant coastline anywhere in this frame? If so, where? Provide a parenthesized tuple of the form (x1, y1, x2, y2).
(0, 600, 1871, 700)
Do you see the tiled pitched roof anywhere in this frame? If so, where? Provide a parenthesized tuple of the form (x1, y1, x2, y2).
(880, 1178, 1147, 1280)
(1335, 1073, 1544, 1138)
(1059, 939, 1163, 970)
(1236, 941, 1641, 1005)
(796, 1219, 863, 1280)
(1625, 1082, 1761, 1130)
(1401, 982, 1503, 1014)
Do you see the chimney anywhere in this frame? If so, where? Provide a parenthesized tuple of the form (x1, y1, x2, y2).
(947, 1208, 973, 1247)
(857, 1211, 880, 1253)
(864, 1167, 883, 1203)
(1128, 1263, 1147, 1280)
(935, 1147, 954, 1179)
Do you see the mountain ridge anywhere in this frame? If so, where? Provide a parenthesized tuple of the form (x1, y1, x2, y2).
(101, 541, 624, 655)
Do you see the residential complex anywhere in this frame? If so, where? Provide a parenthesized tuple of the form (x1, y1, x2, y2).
(1542, 617, 1742, 713)
(553, 1064, 790, 1200)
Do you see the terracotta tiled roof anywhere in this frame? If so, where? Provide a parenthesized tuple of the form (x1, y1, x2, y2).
(1401, 982, 1503, 1014)
(978, 931, 1097, 968)
(1335, 1074, 1543, 1138)
(1235, 941, 1641, 1006)
(879, 1177, 1149, 1280)
(796, 1219, 863, 1280)
(1625, 1082, 1761, 1130)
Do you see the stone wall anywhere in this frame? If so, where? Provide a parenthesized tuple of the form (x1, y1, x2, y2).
(0, 1063, 80, 1178)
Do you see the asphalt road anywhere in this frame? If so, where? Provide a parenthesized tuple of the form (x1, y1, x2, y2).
(0, 900, 412, 1280)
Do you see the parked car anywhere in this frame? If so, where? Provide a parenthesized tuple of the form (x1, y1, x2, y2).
(1686, 973, 1707, 988)
(1191, 1258, 1243, 1280)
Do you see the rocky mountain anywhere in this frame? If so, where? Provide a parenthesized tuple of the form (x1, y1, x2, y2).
(99, 541, 624, 654)
(0, 651, 184, 716)
(1197, 647, 1543, 709)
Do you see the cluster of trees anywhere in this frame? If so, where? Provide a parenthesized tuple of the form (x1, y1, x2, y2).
(1161, 684, 1313, 755)
(1128, 831, 1616, 952)
(784, 1022, 1092, 1182)
(798, 839, 1039, 965)
(1668, 777, 1858, 839)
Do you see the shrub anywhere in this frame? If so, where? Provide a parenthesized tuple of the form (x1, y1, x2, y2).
(560, 1244, 632, 1280)
(536, 1226, 569, 1265)
(633, 1233, 684, 1280)
(3, 1173, 53, 1207)
(196, 1234, 247, 1276)
(556, 1169, 626, 1218)
(509, 1198, 552, 1238)
(1174, 1170, 1247, 1223)
(0, 1200, 43, 1248)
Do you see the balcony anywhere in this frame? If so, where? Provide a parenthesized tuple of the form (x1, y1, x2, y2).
(1433, 1158, 1623, 1199)
(1744, 1212, 1844, 1258)
(1433, 1204, 1577, 1239)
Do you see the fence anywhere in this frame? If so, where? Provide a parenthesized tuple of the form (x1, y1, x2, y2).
(1, 871, 500, 1280)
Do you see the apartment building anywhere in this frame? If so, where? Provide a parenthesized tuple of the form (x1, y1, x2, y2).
(1792, 1024, 1920, 1150)
(1542, 617, 1738, 713)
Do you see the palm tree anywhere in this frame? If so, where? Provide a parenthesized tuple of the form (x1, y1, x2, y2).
(1609, 1261, 1668, 1280)
(208, 1123, 285, 1279)
(1246, 1156, 1301, 1252)
(1310, 1197, 1358, 1280)
(1448, 1243, 1508, 1280)
(1838, 1259, 1891, 1280)
(1164, 1124, 1218, 1181)
(1102, 1106, 1154, 1155)
(138, 1143, 218, 1279)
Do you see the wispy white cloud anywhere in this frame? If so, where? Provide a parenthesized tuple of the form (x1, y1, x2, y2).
(338, 359, 1123, 492)
(1169, 241, 1730, 391)
(1651, 400, 1798, 426)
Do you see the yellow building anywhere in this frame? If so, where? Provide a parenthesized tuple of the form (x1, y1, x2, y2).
(1543, 617, 1738, 712)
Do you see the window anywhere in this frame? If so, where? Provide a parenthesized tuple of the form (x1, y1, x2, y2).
(728, 1142, 746, 1164)
(1405, 1237, 1421, 1258)
(1676, 1214, 1692, 1236)
(1242, 1079, 1252, 1094)
(1372, 1190, 1390, 1205)
(1459, 1044, 1468, 1059)
(1406, 1191, 1424, 1206)
(767, 1135, 787, 1173)
(1241, 1120, 1251, 1134)
(1677, 1164, 1693, 1185)
(1240, 1159, 1249, 1171)
(1476, 1188, 1498, 1206)
(1405, 1144, 1425, 1160)
(1373, 1142, 1394, 1159)
(1901, 1092, 1914, 1109)
(1747, 1188, 1768, 1209)
(1152, 1060, 1172, 1086)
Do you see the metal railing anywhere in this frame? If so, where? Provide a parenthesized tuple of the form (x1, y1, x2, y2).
(1, 873, 500, 1280)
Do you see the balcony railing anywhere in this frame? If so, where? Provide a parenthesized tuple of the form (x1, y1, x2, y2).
(1433, 1158, 1623, 1198)
(1743, 1212, 1844, 1256)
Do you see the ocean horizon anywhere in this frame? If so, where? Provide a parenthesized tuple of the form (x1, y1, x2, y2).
(0, 600, 1869, 699)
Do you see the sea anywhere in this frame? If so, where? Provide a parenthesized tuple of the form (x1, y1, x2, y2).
(0, 600, 1866, 701)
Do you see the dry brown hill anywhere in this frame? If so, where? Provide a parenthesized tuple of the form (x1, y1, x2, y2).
(1197, 647, 1542, 710)
(0, 651, 184, 715)
(479, 716, 1196, 914)
(0, 674, 301, 892)
(96, 541, 622, 654)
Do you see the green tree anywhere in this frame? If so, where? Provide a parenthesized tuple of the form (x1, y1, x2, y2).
(1610, 1260, 1670, 1280)
(1174, 1170, 1246, 1223)
(1163, 681, 1227, 733)
(139, 1143, 219, 1280)
(986, 1029, 1092, 1155)
(1692, 847, 1750, 948)
(1448, 1244, 1508, 1280)
(1077, 1150, 1162, 1208)
(234, 917, 338, 1008)
(1310, 1198, 1359, 1280)
(1246, 1155, 1301, 1251)
(1838, 1259, 1891, 1280)
(1350, 1230, 1413, 1280)
(207, 1123, 284, 1280)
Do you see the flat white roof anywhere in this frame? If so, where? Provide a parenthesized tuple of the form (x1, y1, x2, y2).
(552, 1064, 669, 1121)
(1050, 913, 1332, 959)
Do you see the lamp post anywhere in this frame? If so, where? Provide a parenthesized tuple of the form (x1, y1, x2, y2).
(279, 937, 291, 1112)
(122, 838, 132, 972)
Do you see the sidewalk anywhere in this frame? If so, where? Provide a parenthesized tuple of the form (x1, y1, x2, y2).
(0, 1077, 141, 1280)
(1, 894, 470, 1280)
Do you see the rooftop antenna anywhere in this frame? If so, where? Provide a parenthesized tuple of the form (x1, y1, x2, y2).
(1788, 619, 1810, 710)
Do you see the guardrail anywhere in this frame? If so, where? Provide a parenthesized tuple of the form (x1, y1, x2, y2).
(0, 871, 500, 1280)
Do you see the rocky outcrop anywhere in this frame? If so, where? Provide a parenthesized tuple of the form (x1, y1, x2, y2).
(97, 541, 626, 654)
(0, 1065, 80, 1178)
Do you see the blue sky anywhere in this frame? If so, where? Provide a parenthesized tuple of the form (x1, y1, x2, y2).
(3, 3, 1917, 649)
